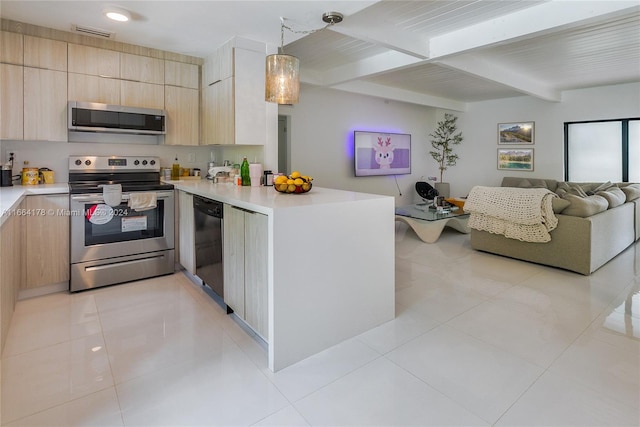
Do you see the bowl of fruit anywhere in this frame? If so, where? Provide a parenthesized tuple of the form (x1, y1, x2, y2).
(274, 171, 313, 194)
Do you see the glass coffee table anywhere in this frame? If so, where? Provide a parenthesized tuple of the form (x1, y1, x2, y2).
(395, 203, 470, 243)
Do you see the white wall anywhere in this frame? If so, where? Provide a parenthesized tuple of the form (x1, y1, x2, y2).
(280, 84, 440, 205)
(281, 82, 639, 204)
(455, 82, 640, 196)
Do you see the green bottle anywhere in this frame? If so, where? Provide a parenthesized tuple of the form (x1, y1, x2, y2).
(240, 157, 251, 186)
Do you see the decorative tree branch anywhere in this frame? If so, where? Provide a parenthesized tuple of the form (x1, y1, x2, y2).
(429, 113, 463, 182)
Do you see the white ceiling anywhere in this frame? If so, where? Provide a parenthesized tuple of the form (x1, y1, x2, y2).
(2, 0, 639, 110)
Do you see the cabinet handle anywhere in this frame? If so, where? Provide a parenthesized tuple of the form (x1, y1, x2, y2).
(208, 79, 221, 87)
(231, 206, 255, 214)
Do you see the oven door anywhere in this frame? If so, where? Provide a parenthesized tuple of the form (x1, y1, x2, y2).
(70, 191, 174, 263)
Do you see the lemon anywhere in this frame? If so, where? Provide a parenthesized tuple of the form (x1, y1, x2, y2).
(302, 183, 311, 191)
(278, 183, 288, 192)
(287, 179, 294, 185)
(274, 175, 287, 185)
(290, 171, 301, 179)
(287, 184, 296, 193)
(294, 178, 304, 186)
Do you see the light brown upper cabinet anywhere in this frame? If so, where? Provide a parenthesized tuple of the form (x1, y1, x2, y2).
(201, 38, 266, 146)
(0, 63, 24, 140)
(67, 73, 121, 105)
(23, 67, 67, 141)
(165, 85, 199, 145)
(68, 44, 120, 78)
(24, 36, 67, 71)
(165, 60, 199, 89)
(1, 31, 23, 65)
(121, 53, 164, 84)
(120, 80, 164, 109)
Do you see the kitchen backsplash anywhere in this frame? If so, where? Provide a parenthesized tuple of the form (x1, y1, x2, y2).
(1, 140, 265, 183)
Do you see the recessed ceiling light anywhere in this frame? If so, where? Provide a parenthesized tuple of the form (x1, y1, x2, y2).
(104, 7, 131, 22)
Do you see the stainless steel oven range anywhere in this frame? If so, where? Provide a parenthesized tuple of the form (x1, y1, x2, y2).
(68, 156, 175, 292)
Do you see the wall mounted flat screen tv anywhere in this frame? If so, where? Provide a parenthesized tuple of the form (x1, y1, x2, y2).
(354, 131, 411, 176)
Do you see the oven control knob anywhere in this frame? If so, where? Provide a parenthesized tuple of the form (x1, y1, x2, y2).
(75, 159, 82, 166)
(85, 160, 91, 166)
(134, 160, 140, 165)
(142, 160, 148, 165)
(150, 160, 156, 165)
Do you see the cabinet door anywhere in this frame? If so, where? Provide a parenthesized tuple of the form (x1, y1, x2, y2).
(178, 191, 195, 274)
(165, 86, 199, 145)
(203, 42, 232, 86)
(0, 63, 23, 140)
(24, 195, 69, 289)
(68, 73, 120, 105)
(24, 36, 67, 71)
(68, 44, 120, 78)
(1, 206, 22, 351)
(23, 67, 67, 141)
(1, 31, 23, 65)
(244, 211, 268, 339)
(165, 60, 199, 89)
(213, 78, 234, 145)
(223, 204, 245, 317)
(121, 80, 164, 109)
(121, 53, 164, 84)
(201, 79, 233, 145)
(234, 47, 266, 145)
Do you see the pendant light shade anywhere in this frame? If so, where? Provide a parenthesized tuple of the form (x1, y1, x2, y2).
(265, 53, 300, 105)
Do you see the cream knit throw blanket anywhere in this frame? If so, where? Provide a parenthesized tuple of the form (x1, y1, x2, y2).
(465, 186, 558, 243)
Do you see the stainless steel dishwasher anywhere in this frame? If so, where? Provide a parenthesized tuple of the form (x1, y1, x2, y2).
(193, 195, 224, 298)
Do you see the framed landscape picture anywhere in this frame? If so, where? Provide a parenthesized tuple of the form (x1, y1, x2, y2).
(498, 122, 534, 144)
(498, 148, 534, 171)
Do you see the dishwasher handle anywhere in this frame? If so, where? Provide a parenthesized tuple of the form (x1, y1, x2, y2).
(193, 195, 223, 218)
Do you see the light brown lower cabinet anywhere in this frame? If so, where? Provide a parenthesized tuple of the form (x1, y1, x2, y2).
(23, 195, 69, 290)
(1, 201, 23, 352)
(223, 204, 268, 339)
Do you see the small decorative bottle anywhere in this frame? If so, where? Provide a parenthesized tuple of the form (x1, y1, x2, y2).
(171, 156, 180, 180)
(240, 157, 251, 186)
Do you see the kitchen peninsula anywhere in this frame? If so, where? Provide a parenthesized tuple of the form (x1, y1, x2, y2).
(173, 181, 395, 371)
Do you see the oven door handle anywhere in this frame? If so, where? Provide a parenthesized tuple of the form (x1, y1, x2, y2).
(71, 191, 174, 203)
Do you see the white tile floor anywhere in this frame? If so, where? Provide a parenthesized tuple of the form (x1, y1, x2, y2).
(2, 224, 639, 426)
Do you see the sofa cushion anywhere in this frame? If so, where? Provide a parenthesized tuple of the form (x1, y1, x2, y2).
(619, 183, 640, 201)
(551, 197, 571, 213)
(502, 177, 558, 191)
(597, 187, 626, 208)
(517, 178, 549, 189)
(556, 182, 589, 198)
(561, 194, 609, 217)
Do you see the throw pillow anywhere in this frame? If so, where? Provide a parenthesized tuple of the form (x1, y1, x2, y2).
(518, 178, 548, 189)
(551, 197, 571, 213)
(619, 183, 640, 201)
(568, 184, 588, 198)
(596, 187, 626, 208)
(561, 194, 608, 217)
(593, 181, 614, 192)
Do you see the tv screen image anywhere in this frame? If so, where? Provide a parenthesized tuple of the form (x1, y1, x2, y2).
(354, 131, 411, 177)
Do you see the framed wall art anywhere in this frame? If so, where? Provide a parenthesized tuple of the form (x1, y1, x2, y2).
(498, 122, 534, 144)
(497, 148, 534, 171)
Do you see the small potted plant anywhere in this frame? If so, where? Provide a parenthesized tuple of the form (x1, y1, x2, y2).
(429, 113, 463, 198)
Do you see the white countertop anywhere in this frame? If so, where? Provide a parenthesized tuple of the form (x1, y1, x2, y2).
(169, 180, 390, 215)
(0, 184, 69, 226)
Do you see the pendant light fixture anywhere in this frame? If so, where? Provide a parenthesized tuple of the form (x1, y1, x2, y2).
(265, 12, 343, 105)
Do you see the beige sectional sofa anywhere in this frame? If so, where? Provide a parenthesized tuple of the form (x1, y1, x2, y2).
(470, 177, 640, 275)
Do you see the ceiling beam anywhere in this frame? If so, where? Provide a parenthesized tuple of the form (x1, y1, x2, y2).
(330, 81, 467, 111)
(435, 54, 562, 102)
(320, 50, 423, 86)
(326, 23, 429, 59)
(429, 0, 640, 59)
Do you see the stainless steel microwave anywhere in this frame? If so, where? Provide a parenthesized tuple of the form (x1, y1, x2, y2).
(68, 101, 166, 135)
